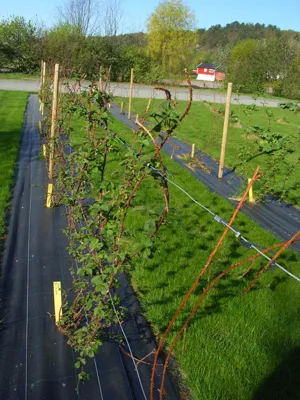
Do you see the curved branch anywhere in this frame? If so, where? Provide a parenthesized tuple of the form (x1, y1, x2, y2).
(153, 87, 172, 100)
(150, 166, 261, 400)
(179, 69, 193, 122)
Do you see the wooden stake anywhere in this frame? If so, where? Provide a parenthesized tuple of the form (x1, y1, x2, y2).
(146, 98, 152, 113)
(46, 183, 53, 208)
(191, 144, 195, 159)
(98, 64, 102, 91)
(120, 101, 124, 114)
(53, 281, 62, 325)
(48, 63, 60, 180)
(128, 68, 134, 120)
(43, 144, 47, 158)
(248, 178, 255, 203)
(40, 60, 44, 90)
(41, 61, 46, 116)
(42, 61, 46, 87)
(218, 82, 233, 179)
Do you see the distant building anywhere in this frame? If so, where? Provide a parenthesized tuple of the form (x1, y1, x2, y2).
(195, 62, 225, 82)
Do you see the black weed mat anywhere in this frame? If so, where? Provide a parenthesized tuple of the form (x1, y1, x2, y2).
(0, 95, 180, 400)
(110, 104, 300, 252)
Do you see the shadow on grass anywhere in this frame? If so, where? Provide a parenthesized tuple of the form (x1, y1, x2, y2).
(254, 347, 300, 400)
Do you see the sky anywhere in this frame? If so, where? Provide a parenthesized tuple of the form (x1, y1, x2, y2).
(1, 0, 299, 33)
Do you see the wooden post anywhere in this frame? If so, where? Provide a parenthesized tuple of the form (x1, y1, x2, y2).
(128, 68, 134, 120)
(48, 63, 60, 180)
(218, 82, 233, 179)
(120, 101, 124, 114)
(191, 144, 195, 159)
(98, 64, 102, 91)
(146, 98, 152, 113)
(42, 61, 46, 87)
(248, 178, 255, 203)
(53, 281, 62, 325)
(40, 60, 44, 89)
(41, 61, 46, 115)
(46, 183, 53, 208)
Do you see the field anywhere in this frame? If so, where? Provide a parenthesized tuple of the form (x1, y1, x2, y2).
(115, 97, 300, 207)
(0, 91, 28, 239)
(69, 109, 300, 399)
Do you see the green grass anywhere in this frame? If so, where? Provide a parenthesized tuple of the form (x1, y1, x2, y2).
(115, 97, 300, 206)
(0, 91, 28, 238)
(70, 111, 300, 399)
(0, 72, 39, 80)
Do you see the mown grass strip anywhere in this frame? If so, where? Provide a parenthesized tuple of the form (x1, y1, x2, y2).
(0, 90, 29, 239)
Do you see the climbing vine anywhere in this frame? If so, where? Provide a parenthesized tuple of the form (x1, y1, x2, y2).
(40, 69, 192, 383)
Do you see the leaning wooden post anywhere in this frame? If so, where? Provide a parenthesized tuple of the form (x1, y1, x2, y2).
(218, 82, 233, 179)
(48, 63, 60, 180)
(128, 68, 134, 120)
(146, 98, 152, 113)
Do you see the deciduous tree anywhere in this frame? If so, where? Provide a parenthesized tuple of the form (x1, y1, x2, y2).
(147, 0, 197, 77)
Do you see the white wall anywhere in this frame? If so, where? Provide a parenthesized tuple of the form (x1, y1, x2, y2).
(196, 73, 215, 82)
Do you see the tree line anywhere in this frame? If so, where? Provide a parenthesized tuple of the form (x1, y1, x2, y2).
(0, 0, 299, 99)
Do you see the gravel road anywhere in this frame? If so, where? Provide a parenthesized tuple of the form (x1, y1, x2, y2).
(0, 79, 282, 107)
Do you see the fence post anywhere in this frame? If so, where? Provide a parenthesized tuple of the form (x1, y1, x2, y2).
(49, 63, 60, 180)
(41, 61, 46, 115)
(98, 64, 102, 91)
(40, 60, 44, 90)
(191, 144, 195, 159)
(218, 82, 233, 179)
(128, 68, 134, 120)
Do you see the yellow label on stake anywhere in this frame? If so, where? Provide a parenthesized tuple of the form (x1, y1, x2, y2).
(53, 281, 62, 325)
(46, 183, 53, 208)
(248, 178, 255, 203)
(43, 144, 47, 158)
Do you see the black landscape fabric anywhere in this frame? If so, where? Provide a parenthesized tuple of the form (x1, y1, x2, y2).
(0, 95, 179, 400)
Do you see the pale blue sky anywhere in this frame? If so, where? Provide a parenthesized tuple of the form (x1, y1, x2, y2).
(1, 0, 299, 33)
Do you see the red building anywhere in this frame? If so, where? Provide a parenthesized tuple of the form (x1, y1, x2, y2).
(196, 62, 216, 82)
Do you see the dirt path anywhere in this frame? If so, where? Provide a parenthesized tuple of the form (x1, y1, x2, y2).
(0, 79, 282, 107)
(0, 95, 179, 400)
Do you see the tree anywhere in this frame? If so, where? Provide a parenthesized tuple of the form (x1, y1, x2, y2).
(103, 0, 123, 36)
(56, 0, 102, 35)
(147, 0, 197, 77)
(280, 57, 300, 99)
(41, 24, 86, 74)
(0, 16, 39, 73)
(227, 39, 266, 92)
(56, 0, 123, 36)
